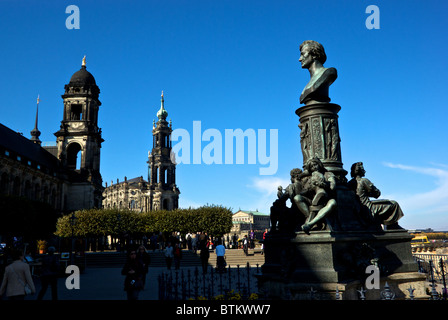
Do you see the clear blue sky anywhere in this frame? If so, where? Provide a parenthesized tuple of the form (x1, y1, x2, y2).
(1, 0, 447, 230)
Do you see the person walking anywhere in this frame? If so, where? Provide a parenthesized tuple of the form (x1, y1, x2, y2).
(37, 246, 60, 300)
(150, 233, 158, 252)
(0, 249, 36, 300)
(192, 233, 198, 254)
(173, 243, 182, 270)
(262, 229, 268, 255)
(242, 235, 249, 256)
(215, 240, 226, 273)
(121, 250, 145, 300)
(250, 230, 255, 249)
(232, 234, 238, 249)
(136, 245, 150, 288)
(200, 243, 210, 275)
(164, 242, 174, 270)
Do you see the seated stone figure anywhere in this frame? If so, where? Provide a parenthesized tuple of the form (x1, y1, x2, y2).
(347, 162, 404, 230)
(299, 171, 330, 233)
(271, 168, 305, 232)
(295, 158, 337, 234)
(272, 159, 340, 234)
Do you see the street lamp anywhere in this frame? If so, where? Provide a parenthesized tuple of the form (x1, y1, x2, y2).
(70, 213, 77, 265)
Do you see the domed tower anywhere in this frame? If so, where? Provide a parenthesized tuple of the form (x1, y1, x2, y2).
(147, 91, 180, 211)
(54, 57, 104, 210)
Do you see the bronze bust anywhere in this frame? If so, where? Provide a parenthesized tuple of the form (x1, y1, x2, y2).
(299, 40, 337, 105)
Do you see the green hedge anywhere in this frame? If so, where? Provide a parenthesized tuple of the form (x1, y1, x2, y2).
(55, 205, 233, 238)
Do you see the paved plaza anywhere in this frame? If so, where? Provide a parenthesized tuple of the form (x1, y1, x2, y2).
(25, 266, 167, 300)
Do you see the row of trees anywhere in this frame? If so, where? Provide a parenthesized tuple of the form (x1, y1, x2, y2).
(0, 195, 59, 241)
(55, 205, 233, 238)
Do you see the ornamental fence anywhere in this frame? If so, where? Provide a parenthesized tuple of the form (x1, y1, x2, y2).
(158, 254, 448, 300)
(158, 263, 260, 300)
(413, 253, 448, 299)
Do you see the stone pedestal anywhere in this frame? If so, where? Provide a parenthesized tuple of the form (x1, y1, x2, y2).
(296, 102, 346, 180)
(258, 230, 428, 300)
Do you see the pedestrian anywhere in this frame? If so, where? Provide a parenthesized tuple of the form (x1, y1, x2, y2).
(200, 245, 210, 274)
(121, 250, 144, 300)
(215, 240, 226, 273)
(136, 245, 150, 288)
(0, 249, 36, 300)
(164, 242, 174, 270)
(232, 234, 238, 249)
(150, 233, 158, 252)
(242, 235, 249, 256)
(37, 246, 59, 300)
(250, 229, 255, 249)
(191, 233, 198, 254)
(262, 229, 268, 255)
(173, 243, 182, 270)
(186, 232, 192, 251)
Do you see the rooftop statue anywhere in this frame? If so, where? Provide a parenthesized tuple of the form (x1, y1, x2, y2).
(299, 40, 337, 105)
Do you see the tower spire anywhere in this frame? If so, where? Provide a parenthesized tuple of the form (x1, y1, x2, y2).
(82, 55, 86, 68)
(157, 90, 168, 120)
(30, 95, 41, 145)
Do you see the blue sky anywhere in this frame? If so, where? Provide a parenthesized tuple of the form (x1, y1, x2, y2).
(1, 0, 447, 230)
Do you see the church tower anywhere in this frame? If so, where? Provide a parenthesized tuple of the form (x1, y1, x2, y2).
(54, 57, 104, 210)
(147, 92, 180, 211)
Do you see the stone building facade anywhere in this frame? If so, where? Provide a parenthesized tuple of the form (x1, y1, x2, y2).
(102, 92, 180, 212)
(229, 210, 270, 234)
(0, 57, 104, 213)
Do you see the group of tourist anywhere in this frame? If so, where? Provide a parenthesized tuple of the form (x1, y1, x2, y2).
(122, 231, 225, 300)
(0, 247, 60, 300)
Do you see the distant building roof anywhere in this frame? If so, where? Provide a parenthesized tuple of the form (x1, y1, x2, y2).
(106, 176, 148, 187)
(234, 210, 268, 216)
(0, 123, 60, 170)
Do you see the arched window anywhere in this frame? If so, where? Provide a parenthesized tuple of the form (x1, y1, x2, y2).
(13, 176, 20, 196)
(0, 172, 9, 195)
(34, 183, 41, 201)
(67, 143, 82, 170)
(24, 180, 32, 198)
(162, 198, 171, 210)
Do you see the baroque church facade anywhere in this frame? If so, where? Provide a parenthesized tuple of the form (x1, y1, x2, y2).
(0, 57, 104, 212)
(102, 92, 180, 212)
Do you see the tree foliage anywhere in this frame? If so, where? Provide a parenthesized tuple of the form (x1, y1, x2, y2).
(0, 195, 60, 240)
(55, 205, 233, 238)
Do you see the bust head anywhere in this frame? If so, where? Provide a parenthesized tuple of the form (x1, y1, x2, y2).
(299, 40, 337, 105)
(299, 40, 327, 68)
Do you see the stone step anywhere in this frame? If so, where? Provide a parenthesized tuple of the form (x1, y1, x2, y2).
(83, 249, 265, 268)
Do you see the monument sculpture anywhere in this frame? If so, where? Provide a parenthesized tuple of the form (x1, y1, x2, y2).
(259, 40, 427, 300)
(348, 162, 404, 230)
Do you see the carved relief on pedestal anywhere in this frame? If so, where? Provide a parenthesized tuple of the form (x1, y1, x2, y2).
(324, 117, 340, 161)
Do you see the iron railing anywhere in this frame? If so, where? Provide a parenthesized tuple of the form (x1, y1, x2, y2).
(158, 263, 260, 300)
(413, 253, 448, 299)
(158, 254, 448, 300)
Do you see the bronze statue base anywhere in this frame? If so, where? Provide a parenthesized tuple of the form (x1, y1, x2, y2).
(258, 229, 426, 300)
